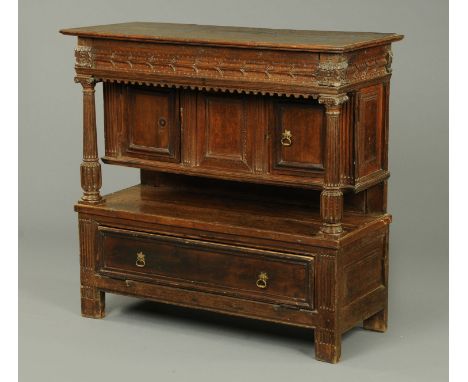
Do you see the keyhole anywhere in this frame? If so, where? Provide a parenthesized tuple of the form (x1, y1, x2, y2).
(158, 117, 167, 128)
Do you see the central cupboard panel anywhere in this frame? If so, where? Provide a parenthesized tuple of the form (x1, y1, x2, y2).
(103, 83, 327, 185)
(194, 93, 257, 173)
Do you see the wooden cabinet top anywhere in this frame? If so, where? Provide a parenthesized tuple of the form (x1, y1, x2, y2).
(60, 22, 403, 53)
(61, 22, 403, 99)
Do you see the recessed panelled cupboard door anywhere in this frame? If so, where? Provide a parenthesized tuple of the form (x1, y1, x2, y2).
(271, 100, 325, 177)
(125, 86, 180, 162)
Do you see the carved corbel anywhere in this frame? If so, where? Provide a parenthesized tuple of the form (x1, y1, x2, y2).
(317, 59, 348, 87)
(385, 47, 393, 73)
(75, 45, 95, 69)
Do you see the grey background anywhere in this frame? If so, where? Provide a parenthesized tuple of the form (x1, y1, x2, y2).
(19, 0, 448, 381)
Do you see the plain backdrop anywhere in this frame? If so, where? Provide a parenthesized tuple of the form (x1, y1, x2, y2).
(19, 0, 448, 381)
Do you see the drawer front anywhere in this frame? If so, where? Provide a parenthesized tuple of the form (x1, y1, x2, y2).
(125, 86, 180, 162)
(271, 100, 325, 176)
(98, 227, 314, 309)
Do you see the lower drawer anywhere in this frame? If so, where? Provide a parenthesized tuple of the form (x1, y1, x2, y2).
(97, 227, 314, 309)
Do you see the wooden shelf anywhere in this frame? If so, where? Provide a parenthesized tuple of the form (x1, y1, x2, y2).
(75, 184, 391, 251)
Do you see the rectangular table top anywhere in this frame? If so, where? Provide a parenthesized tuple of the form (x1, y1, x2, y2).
(60, 22, 403, 52)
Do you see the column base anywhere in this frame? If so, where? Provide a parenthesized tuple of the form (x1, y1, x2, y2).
(79, 194, 103, 204)
(320, 223, 343, 235)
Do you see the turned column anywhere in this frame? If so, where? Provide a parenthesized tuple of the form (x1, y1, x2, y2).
(74, 75, 102, 204)
(318, 94, 349, 235)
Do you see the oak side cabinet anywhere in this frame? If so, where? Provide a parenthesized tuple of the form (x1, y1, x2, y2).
(60, 22, 403, 363)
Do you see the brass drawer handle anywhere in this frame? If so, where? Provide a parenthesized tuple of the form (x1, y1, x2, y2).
(136, 252, 146, 268)
(256, 272, 269, 289)
(281, 130, 292, 146)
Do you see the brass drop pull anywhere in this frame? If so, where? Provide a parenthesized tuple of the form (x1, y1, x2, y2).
(135, 252, 146, 268)
(281, 130, 292, 146)
(256, 272, 269, 289)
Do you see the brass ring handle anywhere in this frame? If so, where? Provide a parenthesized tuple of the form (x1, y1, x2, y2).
(135, 252, 146, 268)
(256, 272, 269, 289)
(281, 130, 292, 146)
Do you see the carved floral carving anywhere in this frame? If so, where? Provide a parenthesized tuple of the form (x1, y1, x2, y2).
(75, 46, 94, 68)
(385, 47, 393, 73)
(89, 45, 318, 85)
(317, 60, 348, 87)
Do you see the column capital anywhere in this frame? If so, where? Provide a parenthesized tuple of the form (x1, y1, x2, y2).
(318, 94, 349, 109)
(74, 75, 97, 88)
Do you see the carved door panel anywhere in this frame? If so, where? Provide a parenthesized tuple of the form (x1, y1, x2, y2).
(195, 93, 256, 173)
(124, 86, 180, 162)
(270, 100, 325, 177)
(356, 84, 384, 178)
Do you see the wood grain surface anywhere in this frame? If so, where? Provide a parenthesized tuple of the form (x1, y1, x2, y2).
(60, 22, 403, 52)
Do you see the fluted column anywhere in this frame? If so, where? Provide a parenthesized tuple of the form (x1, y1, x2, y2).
(74, 75, 102, 204)
(318, 94, 349, 235)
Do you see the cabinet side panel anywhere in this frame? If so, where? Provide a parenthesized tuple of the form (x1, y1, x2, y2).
(382, 80, 390, 172)
(356, 83, 384, 179)
(344, 182, 387, 213)
(339, 226, 389, 332)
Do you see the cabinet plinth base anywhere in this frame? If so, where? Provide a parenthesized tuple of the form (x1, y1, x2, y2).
(75, 183, 391, 363)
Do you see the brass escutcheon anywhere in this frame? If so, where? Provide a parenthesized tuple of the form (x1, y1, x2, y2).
(281, 130, 292, 146)
(136, 252, 146, 267)
(256, 272, 269, 289)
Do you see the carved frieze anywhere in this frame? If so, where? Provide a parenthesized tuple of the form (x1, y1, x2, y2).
(75, 39, 320, 96)
(345, 45, 391, 84)
(74, 40, 393, 96)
